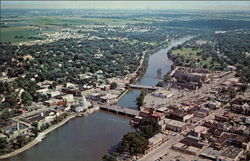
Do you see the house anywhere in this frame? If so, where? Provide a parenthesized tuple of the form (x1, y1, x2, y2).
(49, 90, 61, 97)
(23, 55, 34, 61)
(66, 82, 78, 88)
(55, 85, 64, 90)
(37, 88, 49, 95)
(62, 88, 81, 96)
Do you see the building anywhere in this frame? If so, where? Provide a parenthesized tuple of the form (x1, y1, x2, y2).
(171, 67, 208, 89)
(56, 94, 74, 103)
(55, 105, 71, 113)
(167, 110, 193, 122)
(44, 98, 66, 107)
(99, 94, 117, 104)
(49, 90, 61, 97)
(158, 118, 171, 131)
(165, 119, 187, 132)
(207, 101, 222, 109)
(75, 105, 87, 113)
(139, 108, 165, 121)
(147, 133, 168, 153)
(172, 142, 202, 155)
(37, 88, 49, 95)
(200, 147, 222, 160)
(158, 117, 187, 132)
(88, 93, 103, 101)
(1, 122, 29, 139)
(217, 146, 244, 161)
(187, 126, 208, 140)
(243, 126, 250, 136)
(25, 110, 58, 129)
(74, 96, 91, 113)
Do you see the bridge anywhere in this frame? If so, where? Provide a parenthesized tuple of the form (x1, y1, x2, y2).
(100, 105, 139, 117)
(128, 84, 161, 90)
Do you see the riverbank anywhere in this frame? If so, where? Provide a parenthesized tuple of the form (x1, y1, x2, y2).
(0, 114, 77, 159)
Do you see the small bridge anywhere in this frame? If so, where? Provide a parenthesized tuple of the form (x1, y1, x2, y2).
(100, 105, 139, 117)
(128, 84, 160, 90)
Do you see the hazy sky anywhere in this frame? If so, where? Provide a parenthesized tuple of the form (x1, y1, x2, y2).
(1, 1, 250, 11)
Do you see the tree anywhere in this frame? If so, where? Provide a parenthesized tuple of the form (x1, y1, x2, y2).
(110, 82, 118, 90)
(14, 135, 28, 149)
(136, 90, 147, 107)
(102, 154, 117, 161)
(120, 132, 148, 155)
(4, 93, 18, 108)
(0, 137, 9, 154)
(21, 91, 33, 106)
(137, 118, 161, 139)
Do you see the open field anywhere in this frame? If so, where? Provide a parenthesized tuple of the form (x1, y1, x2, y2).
(0, 27, 40, 43)
(171, 47, 221, 69)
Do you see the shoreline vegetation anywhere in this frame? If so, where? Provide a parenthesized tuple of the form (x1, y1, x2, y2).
(0, 114, 76, 159)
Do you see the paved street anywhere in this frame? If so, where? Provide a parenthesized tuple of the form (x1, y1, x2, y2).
(138, 134, 184, 161)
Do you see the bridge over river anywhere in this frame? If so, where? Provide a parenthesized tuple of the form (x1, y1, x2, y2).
(100, 105, 139, 117)
(128, 84, 161, 90)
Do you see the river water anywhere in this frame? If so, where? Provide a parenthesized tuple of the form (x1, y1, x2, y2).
(118, 36, 192, 109)
(3, 36, 191, 161)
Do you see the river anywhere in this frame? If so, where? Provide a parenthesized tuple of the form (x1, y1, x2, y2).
(118, 36, 192, 109)
(3, 36, 191, 161)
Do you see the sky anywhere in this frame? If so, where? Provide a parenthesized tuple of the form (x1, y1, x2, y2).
(1, 1, 250, 11)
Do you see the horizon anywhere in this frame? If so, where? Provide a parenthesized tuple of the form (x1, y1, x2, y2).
(1, 1, 250, 11)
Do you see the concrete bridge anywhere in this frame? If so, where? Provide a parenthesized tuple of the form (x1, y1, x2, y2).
(128, 84, 160, 90)
(100, 105, 139, 117)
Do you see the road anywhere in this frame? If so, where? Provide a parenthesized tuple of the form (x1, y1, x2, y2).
(138, 134, 184, 161)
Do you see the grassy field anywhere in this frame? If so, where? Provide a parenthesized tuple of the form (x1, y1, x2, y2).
(30, 16, 144, 26)
(0, 27, 41, 43)
(172, 47, 221, 69)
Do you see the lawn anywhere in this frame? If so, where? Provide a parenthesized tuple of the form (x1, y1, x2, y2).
(171, 47, 221, 69)
(0, 27, 40, 43)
